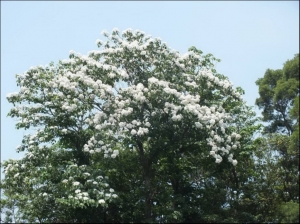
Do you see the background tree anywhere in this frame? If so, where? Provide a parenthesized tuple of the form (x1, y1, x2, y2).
(255, 54, 299, 135)
(253, 54, 299, 223)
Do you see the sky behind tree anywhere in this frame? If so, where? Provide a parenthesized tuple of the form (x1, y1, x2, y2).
(1, 1, 299, 163)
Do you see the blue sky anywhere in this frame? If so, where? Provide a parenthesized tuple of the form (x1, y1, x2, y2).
(1, 1, 299, 163)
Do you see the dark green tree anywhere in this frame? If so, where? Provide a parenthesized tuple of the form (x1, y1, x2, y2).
(254, 54, 299, 223)
(255, 54, 299, 135)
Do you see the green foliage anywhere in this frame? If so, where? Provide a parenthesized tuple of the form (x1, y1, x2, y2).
(251, 53, 299, 223)
(255, 54, 299, 135)
(276, 201, 299, 223)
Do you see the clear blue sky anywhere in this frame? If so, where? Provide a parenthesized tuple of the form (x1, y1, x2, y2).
(1, 1, 299, 163)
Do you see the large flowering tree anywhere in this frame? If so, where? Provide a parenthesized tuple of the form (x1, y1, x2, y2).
(1, 28, 249, 223)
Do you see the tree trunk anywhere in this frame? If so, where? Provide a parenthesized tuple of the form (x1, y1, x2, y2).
(144, 172, 152, 223)
(136, 139, 153, 223)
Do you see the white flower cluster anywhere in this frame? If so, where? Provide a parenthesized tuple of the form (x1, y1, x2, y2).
(56, 164, 117, 207)
(10, 29, 243, 165)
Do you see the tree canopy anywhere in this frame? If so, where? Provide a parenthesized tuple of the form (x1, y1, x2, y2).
(1, 28, 298, 223)
(255, 54, 299, 135)
(253, 53, 299, 223)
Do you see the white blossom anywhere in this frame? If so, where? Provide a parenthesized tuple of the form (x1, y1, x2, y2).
(232, 160, 238, 166)
(73, 181, 80, 186)
(98, 199, 105, 204)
